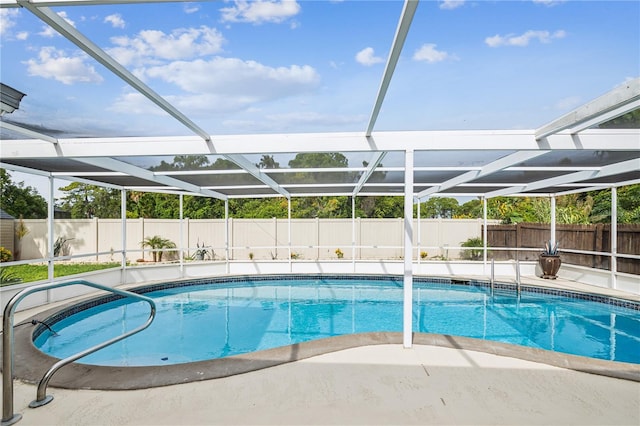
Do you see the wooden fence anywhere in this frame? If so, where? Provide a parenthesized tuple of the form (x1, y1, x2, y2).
(485, 223, 640, 275)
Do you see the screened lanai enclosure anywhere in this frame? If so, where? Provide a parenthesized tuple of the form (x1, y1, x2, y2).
(1, 0, 639, 303)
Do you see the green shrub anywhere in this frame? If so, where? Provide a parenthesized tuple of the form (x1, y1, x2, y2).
(0, 247, 12, 262)
(460, 237, 485, 260)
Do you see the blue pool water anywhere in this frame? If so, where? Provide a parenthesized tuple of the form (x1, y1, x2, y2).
(34, 277, 640, 366)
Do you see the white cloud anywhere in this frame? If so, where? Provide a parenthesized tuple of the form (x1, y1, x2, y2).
(104, 14, 125, 29)
(0, 9, 19, 36)
(184, 3, 200, 14)
(220, 0, 301, 24)
(485, 30, 566, 47)
(413, 44, 454, 63)
(222, 111, 366, 132)
(142, 57, 319, 101)
(107, 26, 225, 67)
(554, 96, 581, 111)
(111, 57, 321, 117)
(24, 46, 103, 85)
(266, 111, 365, 126)
(532, 0, 565, 6)
(440, 0, 465, 10)
(109, 92, 169, 115)
(16, 31, 29, 41)
(38, 11, 75, 38)
(355, 47, 383, 66)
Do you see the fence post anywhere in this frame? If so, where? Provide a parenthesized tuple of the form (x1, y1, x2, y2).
(94, 217, 99, 262)
(139, 217, 144, 261)
(515, 222, 522, 261)
(272, 217, 277, 260)
(316, 217, 320, 261)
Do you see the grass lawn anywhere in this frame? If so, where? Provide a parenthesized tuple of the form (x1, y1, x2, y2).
(1, 263, 121, 286)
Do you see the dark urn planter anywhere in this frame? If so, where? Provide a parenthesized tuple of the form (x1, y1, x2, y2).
(539, 254, 561, 279)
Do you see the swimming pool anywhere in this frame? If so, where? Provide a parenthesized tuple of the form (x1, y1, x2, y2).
(33, 275, 640, 367)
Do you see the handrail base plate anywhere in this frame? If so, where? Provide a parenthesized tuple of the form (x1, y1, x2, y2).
(1, 413, 23, 426)
(29, 396, 53, 409)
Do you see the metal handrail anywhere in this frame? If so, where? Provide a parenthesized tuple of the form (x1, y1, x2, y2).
(515, 260, 521, 297)
(2, 279, 156, 426)
(490, 258, 495, 296)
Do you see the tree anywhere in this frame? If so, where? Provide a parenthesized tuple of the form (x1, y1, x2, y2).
(184, 196, 226, 219)
(257, 155, 280, 169)
(456, 199, 482, 219)
(230, 198, 288, 218)
(288, 152, 355, 185)
(618, 184, 640, 223)
(150, 155, 212, 171)
(555, 193, 592, 224)
(289, 152, 349, 169)
(419, 198, 460, 219)
(0, 169, 48, 218)
(356, 196, 403, 218)
(293, 196, 351, 218)
(57, 182, 121, 218)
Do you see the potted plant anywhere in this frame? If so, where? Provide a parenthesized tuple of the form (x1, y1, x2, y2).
(539, 240, 561, 279)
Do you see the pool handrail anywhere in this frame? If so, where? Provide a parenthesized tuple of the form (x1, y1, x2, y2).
(2, 279, 156, 426)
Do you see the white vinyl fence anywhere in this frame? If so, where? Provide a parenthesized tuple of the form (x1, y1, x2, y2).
(9, 218, 497, 263)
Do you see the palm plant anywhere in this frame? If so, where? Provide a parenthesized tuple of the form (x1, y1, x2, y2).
(460, 237, 484, 260)
(141, 235, 176, 262)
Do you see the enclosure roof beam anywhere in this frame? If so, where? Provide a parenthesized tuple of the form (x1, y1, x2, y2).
(486, 158, 640, 198)
(4, 130, 638, 159)
(224, 154, 290, 198)
(553, 179, 640, 197)
(366, 0, 419, 136)
(353, 151, 387, 196)
(1, 0, 204, 7)
(54, 175, 124, 190)
(77, 157, 228, 200)
(0, 162, 52, 177)
(16, 1, 211, 142)
(567, 99, 640, 135)
(0, 121, 58, 143)
(535, 78, 640, 140)
(417, 150, 550, 200)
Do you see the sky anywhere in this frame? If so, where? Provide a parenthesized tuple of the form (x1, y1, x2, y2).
(1, 0, 639, 197)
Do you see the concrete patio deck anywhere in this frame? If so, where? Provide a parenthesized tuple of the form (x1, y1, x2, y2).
(5, 343, 640, 425)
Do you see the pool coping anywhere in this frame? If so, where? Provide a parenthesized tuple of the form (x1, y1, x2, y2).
(3, 275, 640, 389)
(5, 329, 640, 390)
